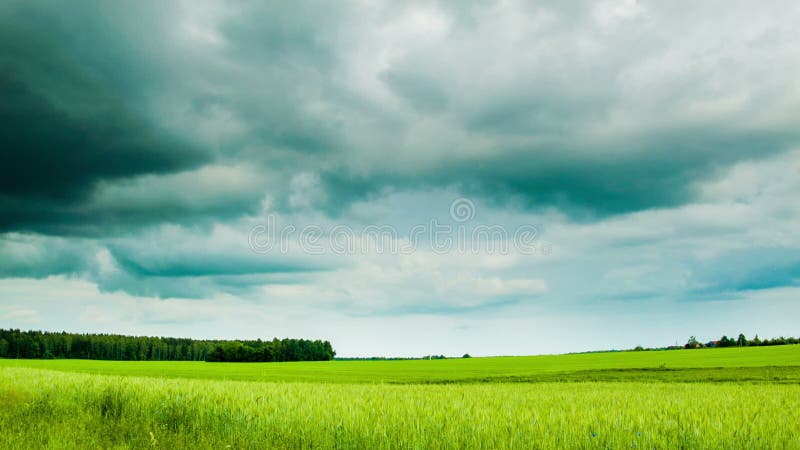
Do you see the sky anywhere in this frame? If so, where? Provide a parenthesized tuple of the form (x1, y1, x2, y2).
(1, 1, 799, 357)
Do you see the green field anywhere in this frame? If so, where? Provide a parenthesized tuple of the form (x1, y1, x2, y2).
(2, 346, 799, 448)
(2, 345, 798, 383)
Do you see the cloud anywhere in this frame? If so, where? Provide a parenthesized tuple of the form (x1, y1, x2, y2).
(0, 73, 205, 202)
(690, 248, 800, 294)
(0, 3, 211, 233)
(288, 172, 327, 210)
(1, 1, 800, 353)
(304, 1, 800, 216)
(0, 233, 95, 278)
(4, 1, 797, 233)
(0, 224, 335, 299)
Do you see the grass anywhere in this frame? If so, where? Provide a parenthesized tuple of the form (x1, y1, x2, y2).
(1, 368, 799, 449)
(1, 345, 799, 448)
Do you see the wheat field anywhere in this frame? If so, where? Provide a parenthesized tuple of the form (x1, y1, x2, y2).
(2, 346, 799, 449)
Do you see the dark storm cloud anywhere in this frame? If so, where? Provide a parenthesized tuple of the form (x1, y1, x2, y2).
(0, 73, 211, 232)
(0, 73, 204, 200)
(0, 2, 212, 232)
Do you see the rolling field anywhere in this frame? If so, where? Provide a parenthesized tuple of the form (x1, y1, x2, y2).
(1, 344, 798, 383)
(1, 346, 799, 448)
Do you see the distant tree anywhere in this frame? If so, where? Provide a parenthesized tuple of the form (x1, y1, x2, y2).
(462, 353, 471, 358)
(685, 336, 700, 349)
(737, 333, 747, 347)
(633, 345, 645, 351)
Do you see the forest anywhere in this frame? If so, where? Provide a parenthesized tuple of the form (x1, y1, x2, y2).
(0, 328, 335, 362)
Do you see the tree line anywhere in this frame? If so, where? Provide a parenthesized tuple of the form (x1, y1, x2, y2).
(684, 333, 799, 349)
(204, 339, 335, 362)
(0, 329, 335, 362)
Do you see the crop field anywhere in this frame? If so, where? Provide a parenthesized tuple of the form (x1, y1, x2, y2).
(1, 345, 799, 449)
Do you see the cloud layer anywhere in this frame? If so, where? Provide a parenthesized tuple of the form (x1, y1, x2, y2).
(1, 1, 799, 355)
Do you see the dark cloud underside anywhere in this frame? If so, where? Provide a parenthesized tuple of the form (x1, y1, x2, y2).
(0, 3, 210, 232)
